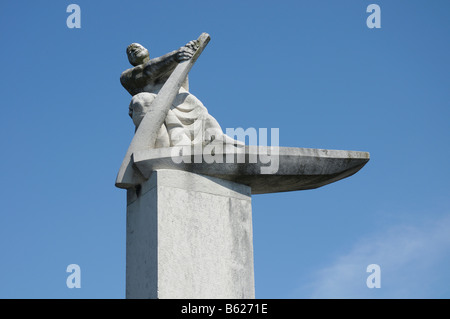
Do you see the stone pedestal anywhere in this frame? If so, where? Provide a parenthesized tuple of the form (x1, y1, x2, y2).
(126, 169, 254, 299)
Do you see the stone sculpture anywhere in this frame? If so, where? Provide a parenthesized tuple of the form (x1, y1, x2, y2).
(121, 40, 238, 149)
(115, 33, 370, 298)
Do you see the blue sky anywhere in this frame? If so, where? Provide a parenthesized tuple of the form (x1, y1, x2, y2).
(0, 0, 449, 298)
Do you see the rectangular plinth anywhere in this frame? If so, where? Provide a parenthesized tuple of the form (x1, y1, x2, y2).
(126, 169, 254, 299)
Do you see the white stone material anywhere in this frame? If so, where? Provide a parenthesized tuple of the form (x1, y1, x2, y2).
(117, 33, 370, 299)
(126, 169, 254, 299)
(131, 145, 370, 194)
(117, 33, 211, 189)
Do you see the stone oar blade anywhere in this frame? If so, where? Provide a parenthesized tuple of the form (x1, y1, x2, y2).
(116, 33, 211, 189)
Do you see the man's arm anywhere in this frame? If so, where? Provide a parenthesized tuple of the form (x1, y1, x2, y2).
(119, 52, 179, 96)
(142, 49, 179, 81)
(119, 40, 199, 96)
(120, 65, 144, 96)
(143, 40, 199, 81)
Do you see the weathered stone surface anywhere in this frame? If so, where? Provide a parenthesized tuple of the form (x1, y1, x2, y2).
(118, 33, 371, 300)
(117, 33, 214, 188)
(126, 169, 254, 299)
(131, 145, 370, 194)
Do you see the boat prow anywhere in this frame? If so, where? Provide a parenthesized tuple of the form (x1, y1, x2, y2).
(128, 144, 370, 194)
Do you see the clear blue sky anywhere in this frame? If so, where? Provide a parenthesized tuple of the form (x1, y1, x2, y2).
(0, 0, 449, 298)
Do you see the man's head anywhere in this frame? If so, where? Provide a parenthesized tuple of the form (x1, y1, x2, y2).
(126, 43, 150, 66)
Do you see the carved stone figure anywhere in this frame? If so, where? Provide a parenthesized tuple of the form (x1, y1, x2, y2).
(115, 32, 369, 194)
(117, 33, 370, 299)
(120, 40, 237, 148)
